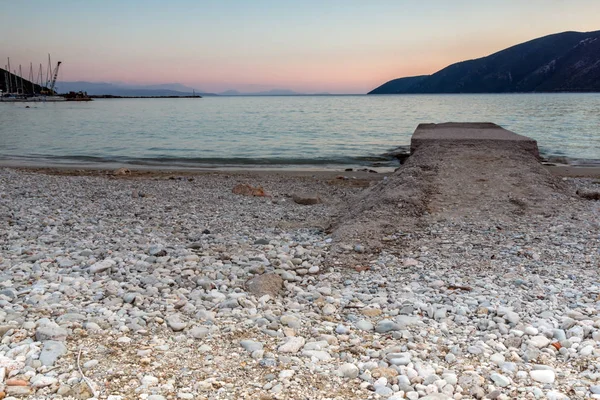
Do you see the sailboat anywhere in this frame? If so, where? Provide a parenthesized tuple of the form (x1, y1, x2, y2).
(1, 55, 66, 102)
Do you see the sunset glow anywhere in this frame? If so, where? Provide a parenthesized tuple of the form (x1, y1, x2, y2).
(1, 0, 599, 93)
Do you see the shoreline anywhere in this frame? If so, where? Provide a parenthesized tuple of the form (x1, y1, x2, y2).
(1, 160, 599, 179)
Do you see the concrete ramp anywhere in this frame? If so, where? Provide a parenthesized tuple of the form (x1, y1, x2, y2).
(331, 122, 575, 255)
(411, 122, 540, 158)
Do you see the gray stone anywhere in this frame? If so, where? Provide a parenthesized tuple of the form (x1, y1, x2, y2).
(190, 326, 209, 339)
(240, 340, 263, 353)
(376, 319, 401, 333)
(278, 337, 305, 353)
(420, 395, 452, 400)
(355, 319, 374, 331)
(246, 273, 283, 297)
(490, 373, 511, 387)
(301, 350, 332, 361)
(504, 311, 520, 325)
(89, 259, 115, 274)
(338, 363, 359, 378)
(39, 340, 67, 366)
(292, 193, 322, 205)
(36, 325, 68, 342)
(166, 314, 187, 332)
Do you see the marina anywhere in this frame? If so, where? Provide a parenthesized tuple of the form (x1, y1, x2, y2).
(0, 55, 90, 102)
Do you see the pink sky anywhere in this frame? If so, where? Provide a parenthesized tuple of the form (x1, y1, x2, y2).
(2, 1, 599, 93)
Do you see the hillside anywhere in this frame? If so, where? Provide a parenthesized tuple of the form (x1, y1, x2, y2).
(368, 75, 428, 95)
(0, 68, 54, 95)
(369, 30, 600, 94)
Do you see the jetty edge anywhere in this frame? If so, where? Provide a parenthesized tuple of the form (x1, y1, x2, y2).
(410, 122, 540, 158)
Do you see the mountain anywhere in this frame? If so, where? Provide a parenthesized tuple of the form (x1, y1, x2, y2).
(369, 30, 600, 94)
(368, 76, 429, 95)
(56, 81, 216, 96)
(1, 68, 55, 94)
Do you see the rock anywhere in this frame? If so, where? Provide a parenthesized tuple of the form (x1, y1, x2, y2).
(0, 289, 16, 300)
(71, 381, 94, 400)
(166, 314, 187, 332)
(240, 340, 263, 353)
(529, 370, 555, 384)
(0, 325, 17, 336)
(254, 238, 270, 245)
(278, 337, 305, 353)
(375, 386, 394, 396)
(338, 363, 359, 378)
(403, 258, 419, 267)
(279, 370, 295, 379)
(504, 311, 520, 325)
(524, 326, 539, 335)
(323, 304, 336, 315)
(291, 193, 322, 205)
(84, 322, 101, 332)
(577, 189, 600, 200)
(280, 315, 301, 329)
(530, 335, 551, 348)
(490, 373, 511, 387)
(361, 308, 382, 317)
(420, 395, 452, 400)
(355, 319, 374, 331)
(113, 167, 130, 175)
(372, 367, 399, 380)
(232, 184, 268, 197)
(35, 325, 68, 341)
(83, 359, 99, 369)
(458, 372, 484, 389)
(189, 326, 209, 339)
(490, 353, 505, 365)
(89, 259, 116, 274)
(141, 375, 159, 387)
(246, 273, 283, 297)
(6, 385, 33, 396)
(546, 391, 569, 400)
(39, 341, 67, 366)
(301, 350, 332, 361)
(375, 319, 401, 333)
(31, 375, 58, 388)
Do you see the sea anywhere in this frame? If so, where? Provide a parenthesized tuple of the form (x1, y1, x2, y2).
(0, 94, 599, 170)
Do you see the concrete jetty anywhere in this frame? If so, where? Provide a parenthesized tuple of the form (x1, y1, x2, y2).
(410, 122, 540, 158)
(333, 122, 569, 250)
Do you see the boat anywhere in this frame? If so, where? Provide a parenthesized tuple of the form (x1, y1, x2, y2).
(0, 93, 66, 102)
(63, 91, 92, 101)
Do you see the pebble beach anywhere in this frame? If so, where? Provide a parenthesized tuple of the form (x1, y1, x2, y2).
(0, 165, 599, 400)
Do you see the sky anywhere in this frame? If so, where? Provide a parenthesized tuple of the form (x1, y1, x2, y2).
(1, 0, 599, 94)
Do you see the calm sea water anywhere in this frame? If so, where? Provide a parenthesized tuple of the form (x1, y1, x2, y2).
(0, 94, 599, 169)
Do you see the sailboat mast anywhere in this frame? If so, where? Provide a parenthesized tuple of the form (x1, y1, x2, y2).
(46, 54, 51, 88)
(38, 63, 43, 90)
(29, 63, 35, 94)
(19, 65, 24, 94)
(13, 70, 18, 95)
(7, 58, 12, 93)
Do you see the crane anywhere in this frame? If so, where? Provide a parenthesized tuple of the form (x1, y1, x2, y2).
(48, 61, 61, 93)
